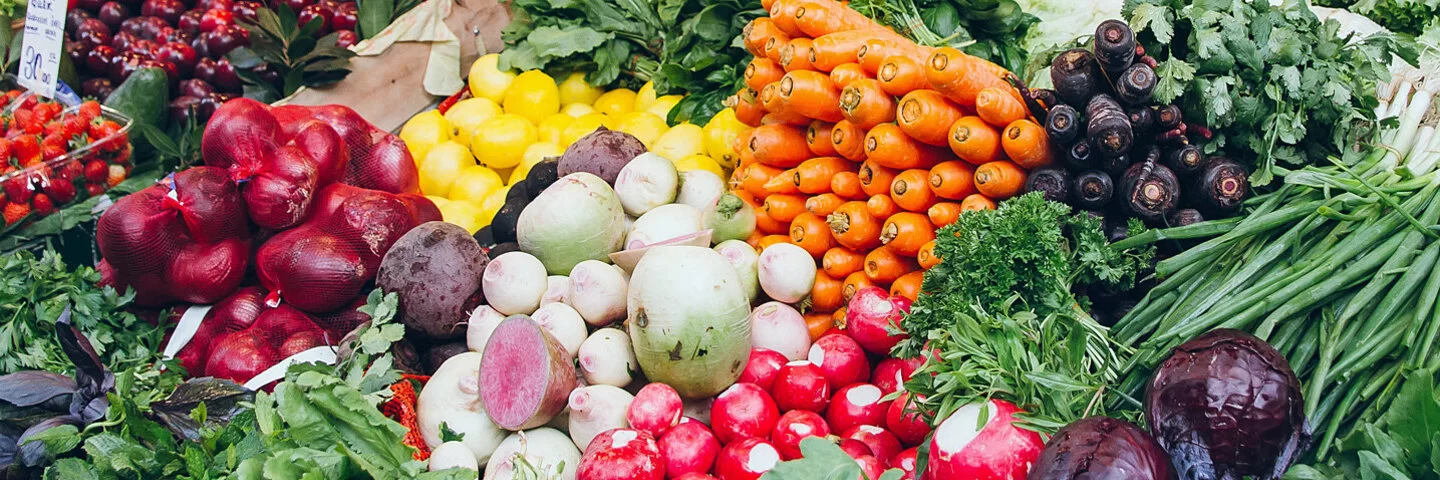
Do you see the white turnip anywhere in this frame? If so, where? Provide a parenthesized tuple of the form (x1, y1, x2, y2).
(614, 152, 679, 216)
(675, 170, 726, 210)
(924, 399, 1043, 480)
(703, 193, 757, 244)
(567, 385, 634, 451)
(738, 348, 787, 391)
(627, 383, 684, 438)
(757, 243, 816, 303)
(713, 240, 761, 303)
(626, 204, 704, 250)
(483, 252, 549, 316)
(714, 438, 780, 480)
(429, 441, 480, 474)
(483, 427, 582, 480)
(627, 246, 752, 399)
(566, 260, 629, 327)
(609, 230, 714, 274)
(418, 352, 507, 464)
(466, 306, 506, 352)
(770, 410, 830, 460)
(518, 172, 628, 275)
(576, 428, 665, 480)
(826, 383, 889, 435)
(577, 328, 638, 387)
(531, 303, 587, 359)
(843, 287, 912, 355)
(479, 316, 577, 431)
(747, 302, 812, 361)
(886, 393, 932, 447)
(710, 383, 780, 444)
(842, 425, 902, 468)
(657, 420, 721, 478)
(807, 334, 870, 390)
(771, 361, 830, 413)
(542, 275, 570, 306)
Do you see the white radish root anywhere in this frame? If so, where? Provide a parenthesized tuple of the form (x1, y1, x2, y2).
(567, 260, 629, 327)
(567, 385, 634, 451)
(483, 252, 550, 316)
(531, 303, 587, 359)
(577, 328, 638, 387)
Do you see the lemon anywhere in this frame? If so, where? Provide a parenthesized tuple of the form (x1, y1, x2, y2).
(561, 103, 597, 117)
(444, 98, 502, 146)
(471, 114, 537, 169)
(536, 114, 575, 145)
(634, 81, 658, 112)
(562, 113, 617, 146)
(419, 141, 475, 197)
(673, 154, 726, 178)
(425, 195, 450, 207)
(703, 108, 746, 169)
(592, 89, 637, 117)
(511, 142, 565, 184)
(615, 112, 670, 148)
(439, 199, 486, 233)
(558, 72, 603, 105)
(399, 110, 451, 164)
(502, 70, 561, 125)
(645, 95, 684, 120)
(468, 54, 516, 103)
(449, 165, 505, 202)
(478, 186, 511, 222)
(651, 123, 705, 161)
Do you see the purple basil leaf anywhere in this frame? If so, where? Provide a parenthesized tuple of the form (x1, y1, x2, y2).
(151, 378, 254, 441)
(0, 372, 77, 409)
(55, 306, 114, 418)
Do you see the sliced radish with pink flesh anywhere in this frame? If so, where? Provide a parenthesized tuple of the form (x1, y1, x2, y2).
(478, 316, 576, 430)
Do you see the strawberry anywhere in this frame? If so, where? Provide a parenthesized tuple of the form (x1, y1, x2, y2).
(84, 160, 108, 183)
(2, 175, 32, 203)
(78, 101, 101, 122)
(63, 115, 88, 140)
(0, 138, 12, 162)
(12, 135, 38, 161)
(3, 201, 29, 225)
(107, 165, 127, 187)
(31, 193, 53, 215)
(85, 183, 105, 197)
(45, 179, 77, 204)
(57, 160, 83, 182)
(40, 135, 66, 161)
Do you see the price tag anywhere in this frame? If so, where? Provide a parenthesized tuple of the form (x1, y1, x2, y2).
(17, 0, 67, 98)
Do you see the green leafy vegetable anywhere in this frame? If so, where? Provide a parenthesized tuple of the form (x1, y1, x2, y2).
(228, 5, 358, 103)
(761, 437, 905, 480)
(1285, 368, 1440, 479)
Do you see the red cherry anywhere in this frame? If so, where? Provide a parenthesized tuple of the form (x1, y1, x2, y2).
(334, 29, 357, 49)
(297, 4, 332, 35)
(86, 45, 117, 74)
(330, 2, 357, 31)
(156, 42, 199, 76)
(199, 9, 235, 33)
(97, 2, 131, 30)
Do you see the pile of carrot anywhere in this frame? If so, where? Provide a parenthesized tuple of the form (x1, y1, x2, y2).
(729, 0, 1056, 340)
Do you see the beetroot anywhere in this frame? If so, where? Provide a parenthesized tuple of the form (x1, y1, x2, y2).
(826, 383, 889, 434)
(843, 287, 911, 355)
(628, 383, 685, 438)
(657, 421, 721, 478)
(710, 383, 780, 444)
(738, 348, 788, 391)
(715, 437, 781, 480)
(557, 127, 647, 184)
(770, 410, 830, 460)
(806, 334, 870, 390)
(478, 316, 576, 431)
(577, 429, 665, 480)
(771, 361, 830, 413)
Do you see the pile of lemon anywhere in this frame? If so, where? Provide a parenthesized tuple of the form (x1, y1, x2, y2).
(400, 54, 751, 233)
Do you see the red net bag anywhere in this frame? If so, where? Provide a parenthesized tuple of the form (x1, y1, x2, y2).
(171, 286, 267, 376)
(381, 374, 432, 460)
(96, 166, 251, 306)
(270, 104, 421, 195)
(200, 98, 322, 231)
(204, 302, 337, 387)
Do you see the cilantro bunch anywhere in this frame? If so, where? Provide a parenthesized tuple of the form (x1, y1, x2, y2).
(1125, 0, 1409, 185)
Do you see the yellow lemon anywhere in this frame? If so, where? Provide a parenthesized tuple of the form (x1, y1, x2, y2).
(645, 95, 684, 120)
(703, 108, 746, 169)
(471, 114, 537, 170)
(449, 165, 505, 202)
(651, 123, 706, 161)
(673, 154, 725, 178)
(443, 98, 502, 146)
(425, 195, 450, 207)
(592, 89, 637, 117)
(562, 113, 617, 146)
(419, 141, 475, 197)
(536, 114, 575, 145)
(502, 70, 561, 125)
(511, 142, 565, 184)
(557, 72, 603, 105)
(478, 186, 511, 222)
(561, 102, 597, 117)
(634, 81, 658, 112)
(399, 110, 451, 164)
(439, 199, 486, 233)
(615, 112, 670, 148)
(468, 54, 516, 103)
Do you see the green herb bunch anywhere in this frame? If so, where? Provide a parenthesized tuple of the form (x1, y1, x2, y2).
(851, 0, 1039, 77)
(1285, 368, 1440, 479)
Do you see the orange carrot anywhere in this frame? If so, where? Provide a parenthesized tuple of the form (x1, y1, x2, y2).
(763, 35, 791, 63)
(729, 164, 749, 191)
(746, 230, 767, 249)
(762, 111, 813, 126)
(866, 194, 900, 219)
(742, 162, 785, 198)
(764, 193, 808, 223)
(890, 168, 938, 212)
(743, 18, 785, 57)
(763, 170, 801, 195)
(831, 171, 866, 200)
(745, 58, 785, 92)
(1001, 119, 1055, 169)
(927, 160, 977, 200)
(806, 193, 846, 217)
(793, 0, 892, 37)
(859, 39, 932, 75)
(811, 269, 845, 310)
(897, 90, 964, 146)
(959, 193, 997, 211)
(822, 246, 865, 278)
(975, 86, 1026, 127)
(830, 120, 868, 161)
(733, 88, 766, 127)
(973, 161, 1026, 199)
(810, 30, 883, 72)
(925, 47, 1017, 107)
(806, 311, 836, 340)
(755, 206, 790, 235)
(877, 56, 929, 96)
(880, 212, 935, 256)
(839, 79, 896, 130)
(759, 82, 787, 113)
(857, 160, 897, 197)
(890, 271, 924, 301)
(917, 240, 940, 269)
(790, 212, 836, 258)
(778, 70, 844, 123)
(762, 0, 778, 9)
(864, 245, 917, 283)
(747, 124, 811, 168)
(806, 121, 836, 156)
(780, 38, 816, 72)
(758, 234, 791, 251)
(842, 271, 876, 303)
(768, 0, 807, 37)
(793, 156, 855, 194)
(865, 123, 950, 170)
(928, 202, 962, 227)
(947, 116, 1003, 166)
(829, 63, 870, 89)
(827, 201, 881, 250)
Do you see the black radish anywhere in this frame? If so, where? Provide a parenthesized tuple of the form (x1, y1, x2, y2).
(1120, 158, 1180, 222)
(1024, 167, 1072, 203)
(1086, 95, 1133, 157)
(1051, 49, 1100, 106)
(1072, 170, 1114, 210)
(1194, 158, 1250, 214)
(1046, 104, 1081, 144)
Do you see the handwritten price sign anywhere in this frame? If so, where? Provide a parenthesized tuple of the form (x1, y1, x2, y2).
(18, 0, 66, 98)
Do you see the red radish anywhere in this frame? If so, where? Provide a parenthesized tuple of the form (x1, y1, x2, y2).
(922, 399, 1043, 480)
(806, 335, 870, 390)
(893, 447, 919, 479)
(871, 357, 923, 394)
(842, 425, 902, 467)
(478, 316, 576, 430)
(838, 439, 873, 459)
(629, 383, 685, 438)
(577, 428, 665, 480)
(715, 437, 781, 480)
(657, 420, 721, 478)
(826, 383, 890, 434)
(674, 474, 720, 480)
(886, 393, 933, 447)
(748, 302, 813, 360)
(739, 348, 788, 390)
(771, 361, 830, 413)
(710, 383, 780, 444)
(854, 455, 886, 480)
(843, 286, 912, 355)
(770, 410, 831, 460)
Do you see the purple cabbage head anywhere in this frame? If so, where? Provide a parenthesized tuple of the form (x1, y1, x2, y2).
(1028, 416, 1173, 480)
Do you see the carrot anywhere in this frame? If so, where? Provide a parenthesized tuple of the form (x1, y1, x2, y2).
(897, 90, 964, 146)
(743, 18, 785, 57)
(865, 123, 950, 170)
(829, 63, 869, 89)
(830, 171, 866, 200)
(822, 246, 866, 278)
(876, 56, 929, 96)
(890, 168, 938, 212)
(947, 116, 1003, 166)
(927, 160, 977, 200)
(755, 207, 789, 235)
(811, 269, 846, 312)
(763, 35, 791, 63)
(790, 212, 836, 258)
(973, 160, 1026, 199)
(925, 47, 1017, 107)
(917, 240, 940, 269)
(733, 88, 766, 127)
(975, 86, 1026, 127)
(866, 194, 900, 219)
(741, 162, 784, 198)
(810, 30, 881, 72)
(1000, 119, 1055, 169)
(792, 156, 854, 194)
(826, 201, 881, 250)
(864, 245, 917, 283)
(842, 271, 877, 303)
(759, 82, 787, 113)
(762, 170, 801, 195)
(927, 202, 962, 228)
(806, 193, 846, 217)
(768, 0, 806, 37)
(806, 121, 836, 156)
(762, 111, 813, 126)
(806, 311, 835, 341)
(747, 124, 811, 168)
(778, 71, 844, 123)
(839, 79, 896, 130)
(830, 120, 868, 161)
(762, 0, 778, 9)
(764, 193, 808, 223)
(758, 234, 791, 251)
(832, 307, 847, 328)
(879, 212, 934, 257)
(793, 0, 891, 37)
(856, 160, 897, 197)
(779, 38, 816, 72)
(859, 39, 932, 75)
(889, 271, 924, 301)
(959, 193, 997, 211)
(744, 58, 785, 92)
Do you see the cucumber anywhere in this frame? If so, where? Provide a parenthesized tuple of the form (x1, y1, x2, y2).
(103, 67, 169, 127)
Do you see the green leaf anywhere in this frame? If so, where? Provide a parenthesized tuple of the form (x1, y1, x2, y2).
(525, 26, 612, 60)
(762, 438, 865, 480)
(1151, 58, 1194, 104)
(1383, 368, 1440, 462)
(358, 0, 395, 39)
(23, 424, 83, 456)
(1356, 451, 1412, 480)
(44, 458, 101, 479)
(1130, 3, 1175, 43)
(438, 422, 466, 443)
